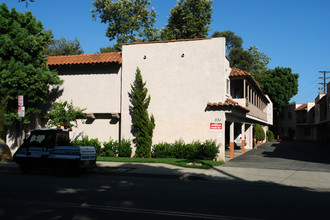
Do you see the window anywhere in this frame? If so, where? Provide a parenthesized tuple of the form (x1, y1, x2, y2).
(226, 79, 230, 95)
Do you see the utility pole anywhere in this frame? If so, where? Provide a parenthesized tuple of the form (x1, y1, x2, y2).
(318, 71, 330, 94)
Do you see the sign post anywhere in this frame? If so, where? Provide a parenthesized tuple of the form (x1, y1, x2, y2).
(18, 95, 24, 145)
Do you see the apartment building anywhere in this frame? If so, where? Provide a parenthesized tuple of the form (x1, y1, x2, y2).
(8, 38, 273, 161)
(279, 82, 330, 142)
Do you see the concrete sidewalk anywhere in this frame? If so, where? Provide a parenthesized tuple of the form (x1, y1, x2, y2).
(2, 159, 330, 190)
(95, 161, 330, 190)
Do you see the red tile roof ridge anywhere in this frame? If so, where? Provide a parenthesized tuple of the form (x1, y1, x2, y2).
(207, 98, 250, 112)
(295, 103, 307, 111)
(47, 52, 122, 66)
(123, 38, 211, 46)
(230, 68, 251, 77)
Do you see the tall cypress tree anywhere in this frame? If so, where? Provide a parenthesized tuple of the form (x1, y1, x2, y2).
(130, 67, 155, 158)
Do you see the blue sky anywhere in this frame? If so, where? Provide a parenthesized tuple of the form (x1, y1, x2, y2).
(2, 0, 330, 104)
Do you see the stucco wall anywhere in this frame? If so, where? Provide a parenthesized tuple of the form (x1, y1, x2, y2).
(52, 63, 121, 143)
(121, 38, 228, 159)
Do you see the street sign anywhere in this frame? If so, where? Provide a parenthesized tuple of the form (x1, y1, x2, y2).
(210, 123, 222, 132)
(18, 106, 25, 117)
(18, 95, 24, 107)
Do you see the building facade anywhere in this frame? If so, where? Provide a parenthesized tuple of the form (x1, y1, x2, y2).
(279, 82, 330, 142)
(8, 38, 273, 161)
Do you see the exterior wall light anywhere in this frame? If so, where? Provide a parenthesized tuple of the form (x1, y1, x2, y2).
(143, 55, 147, 59)
(181, 53, 185, 58)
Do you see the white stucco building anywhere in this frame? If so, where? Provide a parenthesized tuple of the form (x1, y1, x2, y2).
(8, 38, 273, 161)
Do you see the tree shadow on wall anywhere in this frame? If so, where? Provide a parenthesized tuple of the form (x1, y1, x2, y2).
(7, 86, 63, 150)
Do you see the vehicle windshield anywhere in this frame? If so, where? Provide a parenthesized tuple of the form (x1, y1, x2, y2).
(28, 133, 54, 148)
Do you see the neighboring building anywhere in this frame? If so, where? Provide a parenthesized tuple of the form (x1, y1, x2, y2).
(279, 82, 330, 142)
(7, 38, 273, 161)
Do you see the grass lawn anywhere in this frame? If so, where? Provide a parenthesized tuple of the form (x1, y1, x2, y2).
(97, 157, 224, 169)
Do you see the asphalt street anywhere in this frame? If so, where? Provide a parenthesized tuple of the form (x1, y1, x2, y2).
(0, 141, 330, 219)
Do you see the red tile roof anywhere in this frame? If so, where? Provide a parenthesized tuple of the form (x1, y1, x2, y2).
(230, 68, 269, 103)
(295, 103, 307, 111)
(47, 52, 122, 66)
(207, 98, 250, 112)
(230, 68, 251, 77)
(123, 38, 211, 46)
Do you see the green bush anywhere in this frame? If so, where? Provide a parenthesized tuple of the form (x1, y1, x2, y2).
(118, 139, 132, 157)
(254, 123, 265, 141)
(266, 130, 274, 142)
(71, 136, 102, 155)
(152, 142, 173, 158)
(102, 139, 118, 157)
(152, 139, 219, 160)
(198, 140, 220, 160)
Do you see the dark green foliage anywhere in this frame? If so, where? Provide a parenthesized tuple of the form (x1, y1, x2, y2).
(229, 47, 255, 72)
(254, 124, 265, 141)
(117, 139, 132, 157)
(46, 100, 86, 129)
(92, 0, 158, 51)
(101, 139, 118, 157)
(102, 138, 132, 157)
(0, 94, 7, 139)
(71, 136, 102, 155)
(161, 0, 213, 40)
(0, 3, 62, 125)
(152, 140, 219, 160)
(44, 36, 84, 56)
(212, 30, 242, 55)
(259, 67, 299, 112)
(99, 43, 122, 53)
(151, 142, 173, 158)
(130, 67, 155, 158)
(266, 130, 274, 142)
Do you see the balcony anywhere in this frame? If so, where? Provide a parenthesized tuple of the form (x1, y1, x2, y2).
(232, 98, 267, 121)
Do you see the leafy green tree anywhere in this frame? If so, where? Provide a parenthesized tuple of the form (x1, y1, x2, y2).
(260, 67, 299, 112)
(18, 0, 34, 7)
(212, 30, 242, 55)
(0, 3, 62, 126)
(160, 0, 213, 40)
(0, 94, 7, 139)
(99, 43, 122, 53)
(229, 47, 254, 71)
(130, 67, 155, 158)
(46, 100, 86, 129)
(44, 36, 84, 56)
(92, 0, 159, 51)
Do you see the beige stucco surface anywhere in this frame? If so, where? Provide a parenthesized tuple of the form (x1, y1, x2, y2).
(121, 38, 229, 160)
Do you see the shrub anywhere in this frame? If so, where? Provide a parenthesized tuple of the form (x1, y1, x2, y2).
(152, 142, 173, 158)
(152, 139, 220, 160)
(72, 136, 102, 155)
(266, 130, 274, 142)
(198, 140, 220, 160)
(102, 139, 118, 157)
(118, 139, 132, 157)
(254, 123, 265, 141)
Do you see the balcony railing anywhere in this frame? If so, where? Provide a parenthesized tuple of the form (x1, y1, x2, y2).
(233, 98, 267, 121)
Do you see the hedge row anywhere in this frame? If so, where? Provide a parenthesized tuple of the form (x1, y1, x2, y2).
(71, 136, 220, 160)
(152, 139, 219, 160)
(71, 136, 132, 157)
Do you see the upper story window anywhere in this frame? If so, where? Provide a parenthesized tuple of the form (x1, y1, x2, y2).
(226, 79, 230, 95)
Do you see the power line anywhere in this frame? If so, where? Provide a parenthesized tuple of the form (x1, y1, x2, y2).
(318, 70, 330, 93)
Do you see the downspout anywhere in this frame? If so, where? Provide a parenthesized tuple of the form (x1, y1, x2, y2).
(119, 62, 123, 145)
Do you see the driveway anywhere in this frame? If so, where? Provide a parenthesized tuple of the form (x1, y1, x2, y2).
(216, 141, 330, 189)
(223, 141, 330, 172)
